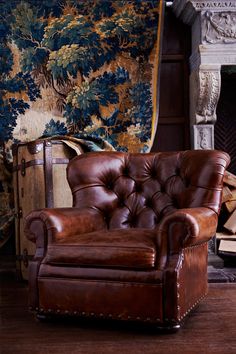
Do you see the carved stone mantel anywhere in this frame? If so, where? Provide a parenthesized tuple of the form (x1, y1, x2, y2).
(172, 0, 236, 149)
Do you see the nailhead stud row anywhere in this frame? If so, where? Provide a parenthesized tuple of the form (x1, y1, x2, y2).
(31, 307, 162, 323)
(178, 292, 207, 322)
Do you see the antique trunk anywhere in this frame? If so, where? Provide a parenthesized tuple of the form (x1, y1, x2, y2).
(13, 139, 83, 280)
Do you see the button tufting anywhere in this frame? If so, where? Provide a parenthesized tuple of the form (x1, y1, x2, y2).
(172, 197, 178, 208)
(122, 166, 130, 176)
(106, 182, 114, 190)
(154, 215, 159, 225)
(160, 185, 165, 193)
(185, 179, 190, 187)
(104, 215, 110, 224)
(175, 167, 180, 175)
(118, 199, 125, 208)
(128, 215, 137, 228)
(150, 167, 157, 179)
(145, 198, 153, 208)
(135, 183, 142, 193)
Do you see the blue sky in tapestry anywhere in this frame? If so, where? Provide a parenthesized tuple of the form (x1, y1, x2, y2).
(0, 0, 160, 153)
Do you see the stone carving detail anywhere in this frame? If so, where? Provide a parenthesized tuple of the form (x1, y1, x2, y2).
(204, 11, 236, 44)
(173, 0, 236, 151)
(172, 1, 236, 26)
(194, 2, 236, 10)
(196, 70, 221, 124)
(193, 125, 214, 150)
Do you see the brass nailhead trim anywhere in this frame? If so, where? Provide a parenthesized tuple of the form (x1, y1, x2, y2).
(178, 292, 207, 321)
(35, 308, 161, 323)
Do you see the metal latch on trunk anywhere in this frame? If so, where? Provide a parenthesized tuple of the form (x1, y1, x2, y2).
(15, 207, 23, 219)
(21, 158, 26, 176)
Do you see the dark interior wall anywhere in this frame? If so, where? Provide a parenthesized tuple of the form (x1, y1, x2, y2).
(152, 6, 191, 152)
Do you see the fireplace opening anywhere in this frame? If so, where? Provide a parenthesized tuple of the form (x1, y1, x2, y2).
(215, 66, 236, 175)
(214, 66, 236, 266)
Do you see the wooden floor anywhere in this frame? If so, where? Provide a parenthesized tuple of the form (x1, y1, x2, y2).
(1, 266, 236, 354)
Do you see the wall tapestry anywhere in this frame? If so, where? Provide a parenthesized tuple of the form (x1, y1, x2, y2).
(0, 0, 164, 158)
(0, 0, 164, 248)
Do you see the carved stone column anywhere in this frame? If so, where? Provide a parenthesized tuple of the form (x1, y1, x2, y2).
(172, 0, 236, 149)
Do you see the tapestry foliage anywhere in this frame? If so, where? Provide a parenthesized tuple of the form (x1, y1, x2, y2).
(0, 0, 163, 153)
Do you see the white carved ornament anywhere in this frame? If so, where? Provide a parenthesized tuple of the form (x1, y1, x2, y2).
(193, 125, 214, 150)
(196, 70, 221, 124)
(204, 11, 236, 43)
(194, 2, 236, 10)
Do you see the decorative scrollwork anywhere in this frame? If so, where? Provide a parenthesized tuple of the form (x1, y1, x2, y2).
(204, 11, 236, 44)
(196, 70, 221, 124)
(195, 2, 236, 10)
(193, 125, 214, 150)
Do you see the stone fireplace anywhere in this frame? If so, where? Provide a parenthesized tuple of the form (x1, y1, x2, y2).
(172, 0, 236, 151)
(171, 1, 236, 257)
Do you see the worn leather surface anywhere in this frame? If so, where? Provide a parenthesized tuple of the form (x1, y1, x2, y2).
(38, 278, 163, 323)
(156, 207, 218, 257)
(164, 242, 208, 323)
(43, 228, 157, 269)
(25, 150, 230, 326)
(38, 264, 163, 283)
(68, 150, 229, 224)
(178, 242, 208, 321)
(25, 207, 106, 244)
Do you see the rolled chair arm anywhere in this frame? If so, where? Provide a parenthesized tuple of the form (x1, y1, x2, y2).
(156, 207, 218, 257)
(24, 207, 107, 252)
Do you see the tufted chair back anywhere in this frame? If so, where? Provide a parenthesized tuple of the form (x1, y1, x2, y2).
(67, 150, 227, 230)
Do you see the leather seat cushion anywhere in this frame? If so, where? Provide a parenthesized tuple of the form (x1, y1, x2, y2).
(44, 229, 157, 270)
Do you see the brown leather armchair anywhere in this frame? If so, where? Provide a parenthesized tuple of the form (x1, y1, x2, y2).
(25, 150, 230, 330)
